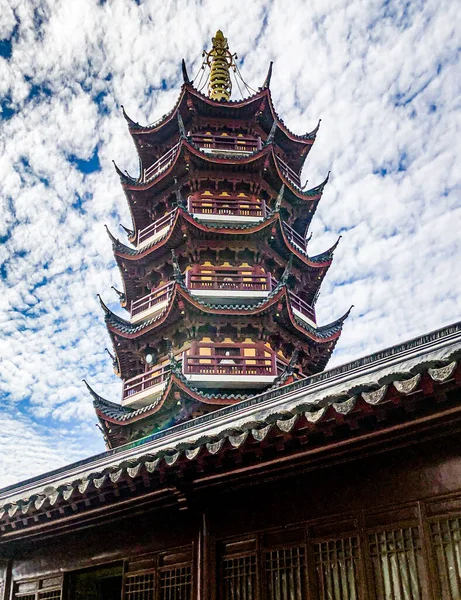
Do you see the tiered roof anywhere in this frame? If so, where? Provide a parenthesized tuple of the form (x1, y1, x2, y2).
(2, 321, 460, 534)
(88, 32, 350, 447)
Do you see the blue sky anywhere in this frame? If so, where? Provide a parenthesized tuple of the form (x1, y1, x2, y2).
(0, 0, 460, 487)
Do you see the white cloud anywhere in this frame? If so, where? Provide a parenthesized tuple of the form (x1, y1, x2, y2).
(0, 0, 460, 487)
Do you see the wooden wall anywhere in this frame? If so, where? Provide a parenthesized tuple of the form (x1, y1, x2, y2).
(2, 431, 461, 598)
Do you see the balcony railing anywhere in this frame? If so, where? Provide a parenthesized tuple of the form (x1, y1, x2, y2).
(277, 155, 301, 188)
(188, 196, 266, 219)
(270, 276, 316, 323)
(129, 262, 315, 324)
(288, 290, 316, 322)
(283, 221, 307, 253)
(131, 281, 174, 319)
(183, 351, 277, 377)
(144, 142, 180, 182)
(137, 208, 176, 247)
(192, 134, 261, 154)
(186, 266, 272, 292)
(122, 363, 171, 404)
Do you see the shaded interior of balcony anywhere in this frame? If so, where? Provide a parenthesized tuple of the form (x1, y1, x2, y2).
(126, 264, 316, 327)
(188, 191, 266, 224)
(120, 340, 300, 408)
(139, 128, 302, 188)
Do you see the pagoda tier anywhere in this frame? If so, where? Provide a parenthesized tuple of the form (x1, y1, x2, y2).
(88, 345, 305, 448)
(122, 79, 319, 176)
(107, 207, 338, 306)
(116, 139, 327, 237)
(90, 31, 350, 448)
(100, 280, 348, 383)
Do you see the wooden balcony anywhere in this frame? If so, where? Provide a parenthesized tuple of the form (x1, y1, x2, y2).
(129, 264, 315, 325)
(143, 143, 180, 183)
(270, 274, 316, 325)
(136, 208, 176, 248)
(192, 133, 261, 155)
(283, 221, 307, 253)
(182, 343, 280, 388)
(122, 363, 171, 408)
(288, 290, 316, 325)
(186, 266, 272, 302)
(188, 195, 266, 223)
(277, 155, 301, 188)
(130, 282, 174, 323)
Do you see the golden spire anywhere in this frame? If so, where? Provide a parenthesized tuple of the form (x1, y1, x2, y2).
(204, 30, 235, 101)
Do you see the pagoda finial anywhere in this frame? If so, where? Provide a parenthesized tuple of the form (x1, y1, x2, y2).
(204, 30, 235, 101)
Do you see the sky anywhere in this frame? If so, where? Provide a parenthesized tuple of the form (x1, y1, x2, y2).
(0, 0, 460, 489)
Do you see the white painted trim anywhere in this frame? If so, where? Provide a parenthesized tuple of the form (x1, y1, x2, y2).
(137, 225, 170, 250)
(200, 148, 253, 156)
(131, 299, 169, 323)
(192, 213, 264, 224)
(184, 373, 276, 388)
(292, 308, 316, 328)
(121, 381, 168, 408)
(190, 290, 269, 300)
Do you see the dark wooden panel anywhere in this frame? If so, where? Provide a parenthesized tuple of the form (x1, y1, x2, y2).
(9, 508, 198, 579)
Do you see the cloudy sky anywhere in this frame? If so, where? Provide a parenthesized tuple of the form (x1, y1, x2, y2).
(0, 0, 460, 488)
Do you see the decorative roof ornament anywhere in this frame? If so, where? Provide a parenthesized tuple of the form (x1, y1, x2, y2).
(262, 61, 273, 89)
(168, 348, 182, 376)
(111, 286, 126, 304)
(274, 184, 285, 212)
(119, 223, 134, 238)
(120, 105, 142, 130)
(204, 30, 236, 101)
(173, 177, 186, 208)
(171, 249, 184, 283)
(181, 59, 190, 84)
(266, 119, 277, 144)
(96, 294, 110, 314)
(112, 160, 136, 185)
(177, 112, 187, 139)
(303, 118, 321, 140)
(280, 255, 293, 286)
(104, 224, 121, 249)
(105, 348, 120, 375)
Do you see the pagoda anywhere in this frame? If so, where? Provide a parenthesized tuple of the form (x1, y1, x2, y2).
(88, 30, 350, 449)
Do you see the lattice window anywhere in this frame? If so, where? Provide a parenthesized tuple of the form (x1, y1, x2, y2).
(159, 566, 192, 600)
(124, 572, 155, 600)
(38, 592, 61, 600)
(264, 546, 306, 600)
(430, 516, 461, 599)
(13, 577, 62, 600)
(314, 537, 360, 600)
(369, 527, 424, 600)
(222, 554, 257, 600)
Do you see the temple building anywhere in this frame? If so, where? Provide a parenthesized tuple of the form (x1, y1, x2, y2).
(1, 31, 461, 600)
(89, 28, 348, 449)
